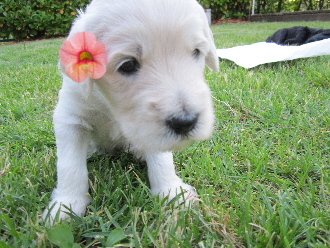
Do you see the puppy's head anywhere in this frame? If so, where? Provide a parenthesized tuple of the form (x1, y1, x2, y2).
(69, 0, 219, 152)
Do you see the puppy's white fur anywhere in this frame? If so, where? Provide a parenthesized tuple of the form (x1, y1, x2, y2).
(43, 0, 219, 222)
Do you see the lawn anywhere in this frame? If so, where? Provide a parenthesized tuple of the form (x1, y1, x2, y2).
(1, 21, 329, 247)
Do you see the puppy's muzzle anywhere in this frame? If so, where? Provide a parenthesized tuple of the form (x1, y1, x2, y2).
(166, 113, 198, 135)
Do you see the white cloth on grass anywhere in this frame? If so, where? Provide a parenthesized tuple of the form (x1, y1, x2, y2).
(216, 38, 330, 68)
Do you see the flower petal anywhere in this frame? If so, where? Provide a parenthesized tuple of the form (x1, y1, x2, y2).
(59, 40, 79, 66)
(92, 51, 107, 66)
(65, 63, 89, 83)
(70, 32, 96, 52)
(88, 61, 107, 79)
(90, 41, 107, 61)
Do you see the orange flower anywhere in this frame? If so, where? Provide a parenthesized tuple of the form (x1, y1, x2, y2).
(59, 32, 107, 83)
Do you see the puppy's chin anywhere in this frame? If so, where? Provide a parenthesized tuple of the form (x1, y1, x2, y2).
(126, 127, 213, 153)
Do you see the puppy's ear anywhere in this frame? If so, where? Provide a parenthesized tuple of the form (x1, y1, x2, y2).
(205, 27, 219, 73)
(82, 78, 94, 99)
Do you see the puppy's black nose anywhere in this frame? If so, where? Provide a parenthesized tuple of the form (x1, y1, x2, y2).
(166, 114, 198, 135)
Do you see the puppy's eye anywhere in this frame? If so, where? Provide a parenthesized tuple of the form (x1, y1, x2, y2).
(192, 49, 200, 59)
(118, 58, 140, 75)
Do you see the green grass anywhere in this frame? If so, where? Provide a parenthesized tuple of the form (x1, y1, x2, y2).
(1, 21, 329, 247)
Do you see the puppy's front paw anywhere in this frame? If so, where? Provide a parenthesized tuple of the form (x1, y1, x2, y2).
(42, 196, 89, 224)
(152, 182, 198, 206)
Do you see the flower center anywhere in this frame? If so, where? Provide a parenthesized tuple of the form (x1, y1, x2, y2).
(79, 51, 93, 61)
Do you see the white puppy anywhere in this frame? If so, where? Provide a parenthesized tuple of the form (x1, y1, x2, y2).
(43, 0, 219, 222)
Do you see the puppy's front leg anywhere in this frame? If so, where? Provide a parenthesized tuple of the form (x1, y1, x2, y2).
(145, 152, 198, 205)
(43, 123, 90, 222)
